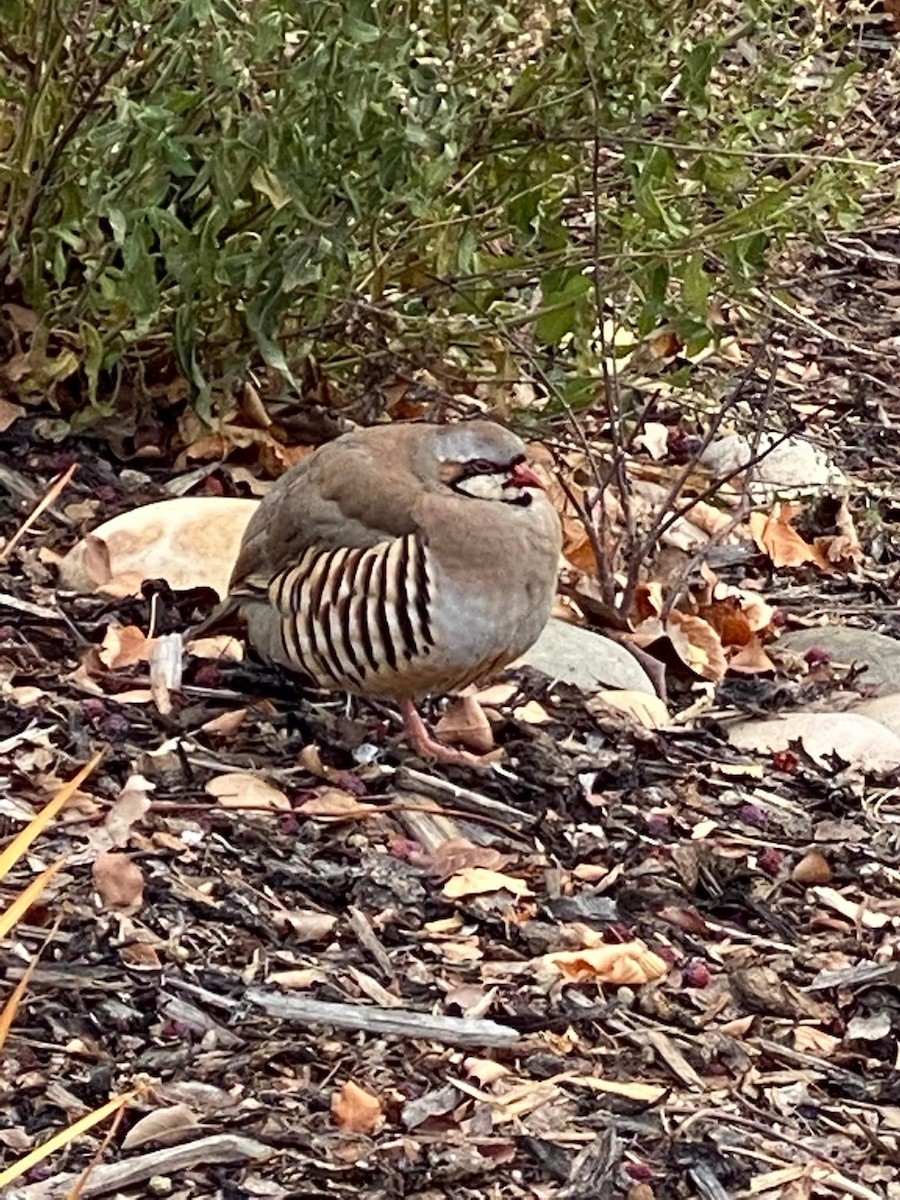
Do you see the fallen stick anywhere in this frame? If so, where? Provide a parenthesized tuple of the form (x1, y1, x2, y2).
(168, 976, 520, 1048)
(245, 987, 522, 1048)
(6, 1133, 272, 1200)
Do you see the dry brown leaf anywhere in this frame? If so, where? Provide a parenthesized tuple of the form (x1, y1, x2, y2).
(268, 967, 328, 989)
(667, 612, 727, 681)
(464, 1058, 512, 1087)
(116, 688, 155, 704)
(833, 498, 863, 559)
(445, 984, 495, 1018)
(685, 499, 740, 539)
(331, 1081, 384, 1135)
(99, 624, 152, 669)
(810, 887, 892, 929)
(561, 515, 600, 574)
(793, 1026, 840, 1056)
(295, 790, 375, 820)
(649, 329, 682, 359)
(718, 1015, 755, 1038)
(736, 591, 776, 634)
(588, 690, 670, 729)
(200, 708, 249, 736)
(728, 636, 777, 675)
(187, 635, 244, 662)
(632, 612, 727, 682)
(96, 571, 148, 599)
(271, 910, 337, 941)
(572, 863, 616, 884)
(633, 581, 664, 622)
(105, 774, 154, 847)
(205, 773, 291, 811)
(425, 838, 512, 879)
(584, 1078, 668, 1103)
(443, 867, 532, 899)
(749, 504, 835, 573)
(239, 381, 272, 429)
(92, 852, 144, 912)
(119, 942, 162, 969)
(696, 597, 753, 647)
(296, 744, 356, 784)
(434, 939, 482, 964)
(473, 682, 518, 706)
(0, 398, 26, 433)
(543, 941, 668, 986)
(121, 1103, 200, 1150)
(423, 916, 464, 935)
(435, 695, 494, 753)
(513, 700, 552, 725)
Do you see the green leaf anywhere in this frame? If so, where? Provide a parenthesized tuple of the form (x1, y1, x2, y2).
(107, 207, 127, 245)
(681, 253, 709, 315)
(457, 225, 478, 276)
(80, 322, 104, 406)
(343, 15, 380, 43)
(681, 40, 719, 116)
(535, 270, 591, 345)
(121, 225, 159, 320)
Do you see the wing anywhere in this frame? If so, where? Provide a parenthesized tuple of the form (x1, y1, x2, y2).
(247, 530, 435, 692)
(229, 435, 423, 596)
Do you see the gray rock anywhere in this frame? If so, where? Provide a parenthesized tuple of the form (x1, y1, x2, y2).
(728, 711, 900, 773)
(849, 694, 900, 737)
(700, 432, 846, 499)
(520, 618, 655, 695)
(778, 627, 900, 696)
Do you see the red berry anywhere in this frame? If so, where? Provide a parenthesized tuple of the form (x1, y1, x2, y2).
(625, 1162, 653, 1181)
(682, 959, 711, 989)
(757, 847, 783, 877)
(772, 749, 798, 773)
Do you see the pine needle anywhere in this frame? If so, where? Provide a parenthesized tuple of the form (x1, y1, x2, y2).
(0, 751, 103, 881)
(0, 1088, 141, 1190)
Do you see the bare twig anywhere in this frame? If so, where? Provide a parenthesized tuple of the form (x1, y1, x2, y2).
(658, 349, 780, 618)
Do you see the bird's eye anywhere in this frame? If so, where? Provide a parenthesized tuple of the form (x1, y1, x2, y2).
(466, 457, 500, 475)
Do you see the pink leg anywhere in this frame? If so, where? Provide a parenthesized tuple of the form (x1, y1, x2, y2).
(399, 698, 495, 768)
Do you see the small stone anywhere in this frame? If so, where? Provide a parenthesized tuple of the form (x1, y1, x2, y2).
(792, 850, 833, 885)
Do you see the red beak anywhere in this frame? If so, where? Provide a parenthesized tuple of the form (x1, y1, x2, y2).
(505, 461, 544, 490)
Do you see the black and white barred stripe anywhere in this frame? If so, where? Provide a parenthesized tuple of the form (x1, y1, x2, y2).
(269, 533, 434, 690)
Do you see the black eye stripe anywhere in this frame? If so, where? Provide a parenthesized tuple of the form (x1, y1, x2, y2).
(457, 453, 524, 480)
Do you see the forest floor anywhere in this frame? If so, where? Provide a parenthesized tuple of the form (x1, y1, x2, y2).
(2, 216, 900, 1200)
(5, 46, 900, 1200)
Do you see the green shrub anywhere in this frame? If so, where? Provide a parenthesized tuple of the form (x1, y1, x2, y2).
(0, 0, 870, 425)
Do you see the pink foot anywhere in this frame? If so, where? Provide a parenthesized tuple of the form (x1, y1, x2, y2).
(399, 698, 499, 769)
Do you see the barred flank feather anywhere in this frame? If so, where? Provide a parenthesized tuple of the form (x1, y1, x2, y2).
(269, 533, 435, 692)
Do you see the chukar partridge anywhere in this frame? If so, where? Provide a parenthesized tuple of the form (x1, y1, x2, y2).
(217, 421, 561, 765)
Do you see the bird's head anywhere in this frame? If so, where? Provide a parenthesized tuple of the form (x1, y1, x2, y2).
(429, 421, 545, 507)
